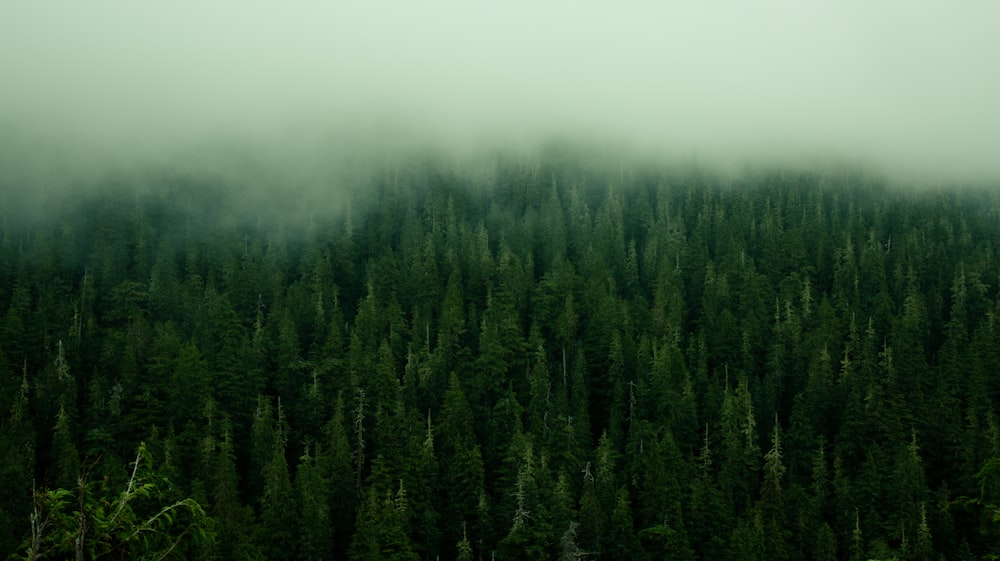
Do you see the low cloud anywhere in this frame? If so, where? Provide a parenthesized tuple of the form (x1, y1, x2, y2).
(2, 1, 998, 185)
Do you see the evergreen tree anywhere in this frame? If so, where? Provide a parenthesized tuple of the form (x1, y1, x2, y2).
(0, 372, 34, 555)
(296, 445, 333, 561)
(760, 419, 791, 561)
(719, 376, 760, 515)
(350, 456, 420, 561)
(256, 402, 296, 561)
(49, 405, 79, 490)
(604, 488, 642, 561)
(321, 396, 358, 560)
(208, 422, 260, 561)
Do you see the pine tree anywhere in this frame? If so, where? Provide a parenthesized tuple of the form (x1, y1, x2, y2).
(350, 456, 420, 561)
(435, 372, 486, 553)
(455, 524, 474, 561)
(0, 371, 34, 556)
(576, 462, 604, 556)
(729, 507, 765, 561)
(296, 445, 333, 561)
(50, 405, 79, 490)
(208, 422, 260, 561)
(687, 425, 730, 560)
(497, 429, 552, 561)
(403, 410, 442, 560)
(321, 396, 357, 559)
(760, 418, 790, 561)
(719, 376, 760, 515)
(604, 488, 642, 561)
(257, 403, 296, 561)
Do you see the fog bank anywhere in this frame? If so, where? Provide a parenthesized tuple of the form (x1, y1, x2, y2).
(2, 1, 999, 184)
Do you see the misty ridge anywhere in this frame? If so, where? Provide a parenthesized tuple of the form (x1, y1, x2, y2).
(2, 119, 1000, 287)
(4, 121, 1000, 560)
(5, 3, 1000, 560)
(0, 128, 997, 232)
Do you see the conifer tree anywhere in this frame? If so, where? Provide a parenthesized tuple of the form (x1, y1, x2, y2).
(49, 405, 79, 490)
(207, 421, 259, 561)
(258, 420, 295, 561)
(687, 424, 730, 560)
(295, 445, 333, 561)
(350, 456, 420, 561)
(720, 376, 760, 514)
(576, 461, 604, 555)
(321, 396, 357, 559)
(760, 418, 790, 561)
(0, 371, 34, 555)
(605, 488, 642, 561)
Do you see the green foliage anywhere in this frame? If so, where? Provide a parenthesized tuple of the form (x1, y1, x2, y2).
(17, 442, 213, 560)
(3, 154, 1000, 560)
(350, 460, 420, 561)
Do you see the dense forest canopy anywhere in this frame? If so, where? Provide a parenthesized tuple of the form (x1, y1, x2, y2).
(1, 146, 1000, 560)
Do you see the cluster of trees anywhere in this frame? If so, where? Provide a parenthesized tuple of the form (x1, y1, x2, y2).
(1, 149, 999, 560)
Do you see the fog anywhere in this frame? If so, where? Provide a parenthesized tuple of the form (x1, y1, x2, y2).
(2, 1, 999, 187)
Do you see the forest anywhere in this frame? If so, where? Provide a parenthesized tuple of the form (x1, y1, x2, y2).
(1, 147, 1000, 560)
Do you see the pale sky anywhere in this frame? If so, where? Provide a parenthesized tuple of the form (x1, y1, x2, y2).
(1, 1, 998, 181)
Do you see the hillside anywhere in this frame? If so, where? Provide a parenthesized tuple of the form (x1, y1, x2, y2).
(1, 153, 999, 560)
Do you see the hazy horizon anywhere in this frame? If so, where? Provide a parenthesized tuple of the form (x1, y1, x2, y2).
(2, 1, 999, 185)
